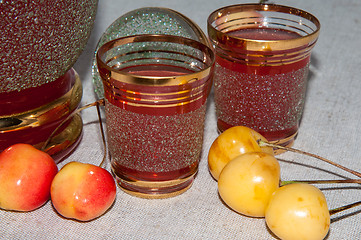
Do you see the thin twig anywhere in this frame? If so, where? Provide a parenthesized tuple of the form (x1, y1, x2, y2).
(258, 140, 361, 178)
(329, 201, 361, 216)
(41, 99, 105, 151)
(282, 179, 361, 185)
(96, 100, 107, 167)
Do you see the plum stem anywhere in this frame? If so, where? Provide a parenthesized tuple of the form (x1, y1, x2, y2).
(41, 99, 106, 161)
(329, 201, 361, 216)
(258, 140, 361, 178)
(281, 179, 361, 185)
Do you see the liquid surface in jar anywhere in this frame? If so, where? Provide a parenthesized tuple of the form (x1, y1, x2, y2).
(228, 27, 301, 40)
(120, 64, 193, 77)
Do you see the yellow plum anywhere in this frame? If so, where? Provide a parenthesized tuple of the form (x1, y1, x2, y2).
(218, 152, 280, 217)
(265, 183, 330, 240)
(208, 126, 273, 180)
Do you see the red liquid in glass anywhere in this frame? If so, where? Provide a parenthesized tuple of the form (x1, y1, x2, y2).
(122, 64, 192, 77)
(229, 28, 300, 40)
(107, 65, 207, 184)
(214, 28, 309, 142)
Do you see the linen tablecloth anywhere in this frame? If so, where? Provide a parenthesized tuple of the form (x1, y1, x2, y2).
(1, 0, 360, 239)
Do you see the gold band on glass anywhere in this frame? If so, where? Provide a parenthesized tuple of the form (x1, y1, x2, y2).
(0, 71, 82, 132)
(97, 34, 214, 86)
(115, 172, 196, 199)
(207, 3, 321, 52)
(0, 69, 83, 159)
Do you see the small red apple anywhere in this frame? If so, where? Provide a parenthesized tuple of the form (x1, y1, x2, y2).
(50, 162, 116, 221)
(0, 143, 58, 211)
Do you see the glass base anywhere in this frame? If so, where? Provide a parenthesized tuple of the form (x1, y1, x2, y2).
(0, 68, 83, 163)
(112, 171, 196, 199)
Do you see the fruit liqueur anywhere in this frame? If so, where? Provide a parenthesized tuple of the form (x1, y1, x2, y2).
(107, 65, 208, 185)
(214, 28, 309, 142)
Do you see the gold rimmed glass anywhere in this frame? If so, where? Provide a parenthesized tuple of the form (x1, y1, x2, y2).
(207, 4, 320, 151)
(97, 34, 214, 198)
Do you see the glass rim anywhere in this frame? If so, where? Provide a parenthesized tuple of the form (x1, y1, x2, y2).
(207, 3, 321, 51)
(96, 34, 215, 86)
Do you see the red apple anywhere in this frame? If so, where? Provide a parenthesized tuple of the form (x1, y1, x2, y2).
(0, 143, 58, 211)
(51, 162, 116, 221)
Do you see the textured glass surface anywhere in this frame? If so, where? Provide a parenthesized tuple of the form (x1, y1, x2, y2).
(92, 7, 208, 99)
(103, 41, 207, 74)
(214, 63, 309, 132)
(0, 0, 98, 93)
(106, 100, 206, 173)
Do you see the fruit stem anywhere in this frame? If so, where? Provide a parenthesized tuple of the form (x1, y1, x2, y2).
(281, 179, 361, 185)
(96, 100, 107, 168)
(258, 140, 361, 178)
(329, 201, 361, 216)
(41, 99, 105, 152)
